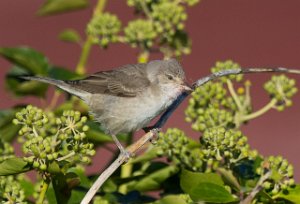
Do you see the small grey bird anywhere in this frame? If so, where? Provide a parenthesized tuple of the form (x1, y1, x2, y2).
(22, 59, 191, 157)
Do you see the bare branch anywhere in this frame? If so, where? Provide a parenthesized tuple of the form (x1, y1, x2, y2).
(81, 67, 300, 204)
(240, 171, 271, 204)
(81, 130, 157, 204)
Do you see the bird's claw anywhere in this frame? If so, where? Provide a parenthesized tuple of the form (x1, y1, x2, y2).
(120, 149, 134, 162)
(149, 128, 161, 145)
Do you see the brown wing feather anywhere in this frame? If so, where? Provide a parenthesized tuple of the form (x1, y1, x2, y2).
(66, 64, 150, 97)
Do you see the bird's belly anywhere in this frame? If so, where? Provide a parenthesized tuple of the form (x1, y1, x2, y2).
(117, 96, 167, 132)
(89, 88, 180, 134)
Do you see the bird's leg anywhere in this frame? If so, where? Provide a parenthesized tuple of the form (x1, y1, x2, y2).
(111, 134, 132, 161)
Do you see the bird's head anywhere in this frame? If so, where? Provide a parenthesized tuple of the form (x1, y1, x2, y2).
(147, 59, 192, 93)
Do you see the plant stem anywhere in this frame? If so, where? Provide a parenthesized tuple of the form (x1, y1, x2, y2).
(75, 0, 107, 75)
(36, 178, 50, 204)
(119, 163, 133, 194)
(227, 79, 243, 111)
(240, 98, 277, 122)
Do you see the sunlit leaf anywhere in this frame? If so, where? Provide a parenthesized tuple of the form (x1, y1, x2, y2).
(59, 29, 81, 43)
(276, 185, 300, 203)
(189, 182, 237, 203)
(37, 0, 89, 16)
(153, 195, 188, 204)
(180, 169, 224, 193)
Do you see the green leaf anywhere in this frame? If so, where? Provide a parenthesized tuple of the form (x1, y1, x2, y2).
(189, 182, 237, 203)
(128, 165, 179, 192)
(180, 169, 224, 193)
(6, 66, 48, 97)
(129, 146, 159, 164)
(37, 0, 89, 16)
(0, 158, 31, 176)
(67, 167, 91, 188)
(217, 168, 241, 191)
(153, 195, 188, 204)
(58, 29, 81, 43)
(180, 170, 237, 203)
(276, 185, 300, 203)
(0, 47, 50, 97)
(51, 173, 72, 203)
(0, 109, 20, 142)
(48, 66, 81, 80)
(85, 121, 112, 144)
(19, 179, 35, 198)
(0, 47, 49, 74)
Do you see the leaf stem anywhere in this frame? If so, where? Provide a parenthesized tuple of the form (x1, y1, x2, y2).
(75, 0, 107, 75)
(36, 178, 50, 204)
(240, 98, 277, 122)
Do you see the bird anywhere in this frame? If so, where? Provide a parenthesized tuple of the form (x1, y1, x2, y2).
(21, 59, 192, 158)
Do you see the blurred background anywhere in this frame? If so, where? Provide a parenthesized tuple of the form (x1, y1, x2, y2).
(1, 0, 300, 181)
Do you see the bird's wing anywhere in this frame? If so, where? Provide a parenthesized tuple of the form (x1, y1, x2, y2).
(66, 64, 151, 97)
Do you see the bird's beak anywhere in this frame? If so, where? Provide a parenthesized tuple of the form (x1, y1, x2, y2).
(181, 81, 193, 93)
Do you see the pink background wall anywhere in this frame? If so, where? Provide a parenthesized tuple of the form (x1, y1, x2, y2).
(1, 0, 300, 180)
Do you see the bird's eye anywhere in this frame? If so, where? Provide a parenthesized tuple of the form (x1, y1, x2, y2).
(167, 75, 173, 80)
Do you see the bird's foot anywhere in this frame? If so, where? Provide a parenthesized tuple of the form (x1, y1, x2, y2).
(120, 149, 134, 163)
(149, 128, 161, 145)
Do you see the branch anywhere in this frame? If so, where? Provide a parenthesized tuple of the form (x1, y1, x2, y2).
(240, 171, 271, 204)
(81, 66, 300, 204)
(81, 130, 158, 204)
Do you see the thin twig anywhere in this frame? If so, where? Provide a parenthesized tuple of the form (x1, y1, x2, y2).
(81, 66, 300, 203)
(240, 171, 271, 204)
(81, 130, 157, 204)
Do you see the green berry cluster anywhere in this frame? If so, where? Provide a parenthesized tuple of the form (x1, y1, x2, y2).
(13, 105, 95, 172)
(264, 74, 298, 111)
(211, 60, 242, 82)
(185, 82, 235, 132)
(157, 128, 203, 171)
(257, 156, 295, 195)
(87, 13, 121, 48)
(157, 128, 189, 159)
(201, 127, 257, 170)
(0, 140, 14, 162)
(0, 176, 26, 204)
(151, 2, 186, 41)
(124, 19, 157, 49)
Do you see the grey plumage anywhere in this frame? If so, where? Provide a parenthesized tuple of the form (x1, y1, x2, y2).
(22, 59, 191, 154)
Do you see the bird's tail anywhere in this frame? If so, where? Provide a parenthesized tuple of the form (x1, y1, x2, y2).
(20, 76, 90, 100)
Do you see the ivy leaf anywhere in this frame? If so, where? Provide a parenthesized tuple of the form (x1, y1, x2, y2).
(189, 182, 237, 203)
(0, 47, 49, 74)
(180, 170, 237, 203)
(153, 195, 188, 204)
(6, 66, 48, 97)
(0, 158, 31, 176)
(48, 66, 81, 80)
(37, 0, 89, 16)
(19, 179, 35, 198)
(0, 47, 51, 97)
(0, 109, 20, 142)
(58, 29, 81, 43)
(276, 185, 300, 203)
(217, 168, 241, 191)
(180, 169, 224, 192)
(128, 165, 179, 192)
